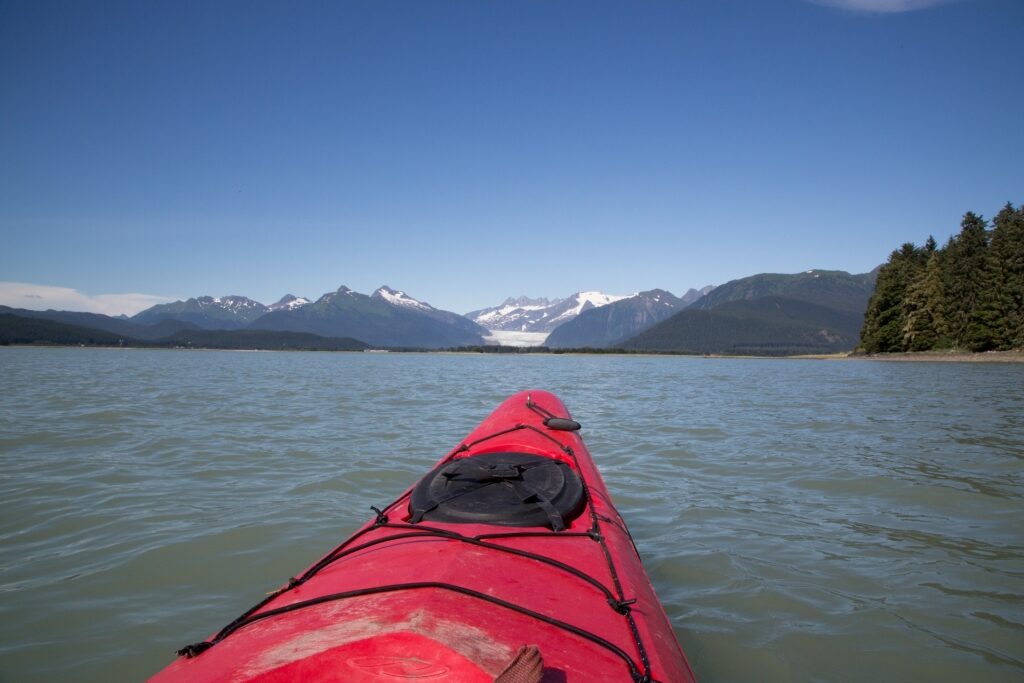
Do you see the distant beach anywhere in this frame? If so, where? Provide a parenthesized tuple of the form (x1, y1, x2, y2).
(850, 350, 1024, 363)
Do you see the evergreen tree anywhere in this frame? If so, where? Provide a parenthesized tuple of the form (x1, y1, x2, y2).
(860, 243, 924, 352)
(944, 212, 989, 349)
(903, 243, 948, 350)
(986, 202, 1024, 349)
(966, 262, 1003, 351)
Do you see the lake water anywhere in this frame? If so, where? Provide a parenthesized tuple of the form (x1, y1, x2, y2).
(1, 347, 1022, 682)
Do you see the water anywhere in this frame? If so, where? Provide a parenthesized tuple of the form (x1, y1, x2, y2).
(1, 347, 1022, 682)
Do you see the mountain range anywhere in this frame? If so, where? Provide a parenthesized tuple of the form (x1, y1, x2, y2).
(544, 287, 714, 348)
(127, 286, 488, 348)
(249, 286, 487, 348)
(2, 270, 878, 353)
(467, 287, 712, 334)
(467, 292, 633, 334)
(131, 294, 308, 329)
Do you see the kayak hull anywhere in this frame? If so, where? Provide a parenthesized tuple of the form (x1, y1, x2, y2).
(151, 390, 696, 682)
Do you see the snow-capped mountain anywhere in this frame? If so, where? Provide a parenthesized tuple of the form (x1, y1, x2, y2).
(250, 285, 488, 348)
(467, 292, 630, 334)
(545, 289, 692, 348)
(372, 285, 488, 340)
(267, 294, 311, 312)
(131, 295, 269, 329)
(465, 297, 560, 333)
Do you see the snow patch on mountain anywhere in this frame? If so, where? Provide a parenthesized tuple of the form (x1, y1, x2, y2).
(197, 295, 265, 311)
(268, 295, 311, 311)
(474, 301, 551, 324)
(548, 291, 633, 324)
(373, 286, 434, 311)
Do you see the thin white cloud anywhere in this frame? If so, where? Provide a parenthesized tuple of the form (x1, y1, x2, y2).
(0, 282, 176, 317)
(806, 0, 958, 12)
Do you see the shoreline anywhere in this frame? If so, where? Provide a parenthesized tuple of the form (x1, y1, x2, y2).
(847, 350, 1024, 363)
(5, 344, 1023, 362)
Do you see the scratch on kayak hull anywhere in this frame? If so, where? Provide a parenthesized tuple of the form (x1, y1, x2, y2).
(240, 599, 513, 679)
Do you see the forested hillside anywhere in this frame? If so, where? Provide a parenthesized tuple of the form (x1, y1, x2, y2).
(860, 203, 1024, 353)
(0, 312, 370, 351)
(622, 297, 864, 355)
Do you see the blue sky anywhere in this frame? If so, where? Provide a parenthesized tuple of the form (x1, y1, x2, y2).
(1, 0, 1021, 315)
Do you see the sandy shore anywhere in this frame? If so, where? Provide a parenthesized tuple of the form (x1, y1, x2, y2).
(848, 350, 1024, 363)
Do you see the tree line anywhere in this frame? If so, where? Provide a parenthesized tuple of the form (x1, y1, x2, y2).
(860, 202, 1024, 353)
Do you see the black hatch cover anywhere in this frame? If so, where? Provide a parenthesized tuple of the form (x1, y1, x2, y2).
(409, 452, 586, 531)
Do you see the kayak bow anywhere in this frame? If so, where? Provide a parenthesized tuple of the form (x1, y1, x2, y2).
(151, 390, 696, 682)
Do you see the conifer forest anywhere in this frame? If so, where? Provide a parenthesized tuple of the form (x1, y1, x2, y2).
(860, 202, 1024, 353)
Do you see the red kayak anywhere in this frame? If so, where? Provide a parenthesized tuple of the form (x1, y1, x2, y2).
(151, 390, 696, 682)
